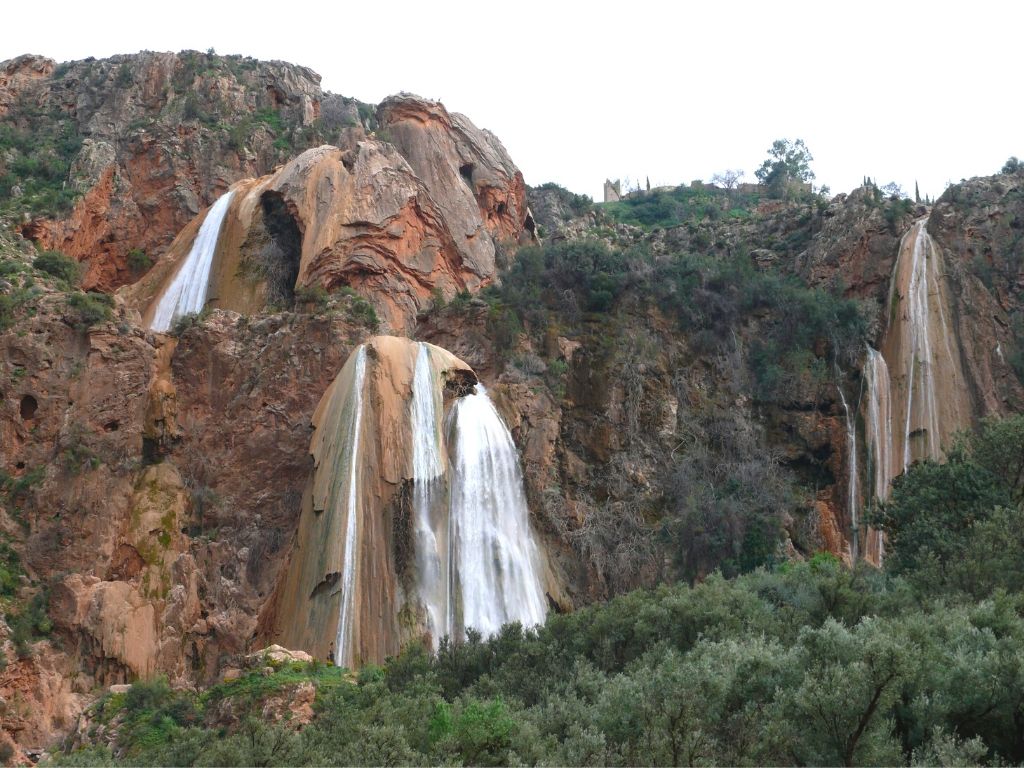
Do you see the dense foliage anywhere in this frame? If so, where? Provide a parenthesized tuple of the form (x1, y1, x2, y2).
(0, 100, 83, 218)
(602, 183, 762, 229)
(51, 553, 1024, 766)
(870, 415, 1024, 598)
(487, 238, 867, 402)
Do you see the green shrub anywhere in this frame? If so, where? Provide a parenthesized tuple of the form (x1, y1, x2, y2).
(0, 111, 82, 217)
(339, 287, 379, 331)
(0, 285, 36, 331)
(61, 423, 100, 475)
(125, 677, 173, 715)
(169, 311, 204, 336)
(602, 183, 762, 229)
(294, 284, 330, 311)
(9, 589, 50, 658)
(34, 250, 81, 286)
(115, 63, 133, 87)
(66, 291, 113, 330)
(126, 248, 151, 274)
(0, 538, 22, 596)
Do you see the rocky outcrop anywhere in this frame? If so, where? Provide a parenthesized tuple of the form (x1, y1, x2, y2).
(123, 97, 535, 333)
(379, 94, 534, 251)
(928, 172, 1024, 416)
(0, 288, 375, 748)
(0, 55, 54, 115)
(0, 51, 368, 290)
(798, 187, 919, 302)
(526, 183, 594, 237)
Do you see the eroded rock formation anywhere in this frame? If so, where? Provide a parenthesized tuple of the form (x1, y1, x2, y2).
(121, 95, 534, 333)
(0, 51, 365, 290)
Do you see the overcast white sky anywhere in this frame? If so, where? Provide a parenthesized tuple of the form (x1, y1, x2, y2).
(4, 1, 1021, 201)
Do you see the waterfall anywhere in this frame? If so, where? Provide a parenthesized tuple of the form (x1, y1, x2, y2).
(836, 384, 859, 561)
(864, 347, 892, 563)
(281, 337, 549, 666)
(898, 220, 939, 466)
(884, 217, 968, 468)
(446, 384, 548, 638)
(150, 190, 235, 332)
(334, 345, 367, 667)
(862, 217, 971, 565)
(410, 343, 449, 645)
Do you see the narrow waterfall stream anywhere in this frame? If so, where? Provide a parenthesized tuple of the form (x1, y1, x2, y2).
(410, 343, 449, 645)
(150, 190, 235, 332)
(864, 348, 892, 563)
(333, 346, 368, 667)
(836, 385, 859, 561)
(446, 384, 548, 637)
(898, 220, 940, 466)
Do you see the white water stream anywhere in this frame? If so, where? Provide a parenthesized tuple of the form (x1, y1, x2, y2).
(445, 384, 548, 638)
(864, 347, 892, 562)
(150, 190, 235, 332)
(333, 345, 367, 666)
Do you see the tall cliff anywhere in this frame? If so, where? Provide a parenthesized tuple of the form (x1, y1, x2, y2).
(1, 49, 1023, 758)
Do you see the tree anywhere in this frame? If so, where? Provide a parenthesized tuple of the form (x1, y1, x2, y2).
(711, 169, 745, 190)
(870, 415, 1024, 596)
(755, 139, 815, 198)
(881, 181, 904, 199)
(1002, 156, 1022, 174)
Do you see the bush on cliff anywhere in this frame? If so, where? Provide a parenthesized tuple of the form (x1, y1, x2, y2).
(33, 250, 81, 286)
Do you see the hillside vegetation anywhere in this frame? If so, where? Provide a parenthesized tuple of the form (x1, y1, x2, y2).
(47, 399, 1024, 768)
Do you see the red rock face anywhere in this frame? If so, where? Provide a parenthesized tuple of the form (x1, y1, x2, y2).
(379, 95, 532, 252)
(0, 55, 54, 118)
(0, 297, 373, 747)
(123, 99, 535, 333)
(0, 52, 351, 291)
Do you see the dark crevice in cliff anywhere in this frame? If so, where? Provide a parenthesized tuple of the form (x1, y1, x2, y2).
(259, 191, 303, 306)
(19, 394, 37, 420)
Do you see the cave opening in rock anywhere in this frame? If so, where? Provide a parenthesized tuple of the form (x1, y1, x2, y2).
(258, 191, 303, 306)
(497, 201, 507, 215)
(524, 211, 537, 237)
(19, 394, 37, 420)
(459, 163, 474, 186)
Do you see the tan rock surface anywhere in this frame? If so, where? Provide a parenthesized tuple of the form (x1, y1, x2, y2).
(123, 101, 534, 333)
(267, 335, 476, 664)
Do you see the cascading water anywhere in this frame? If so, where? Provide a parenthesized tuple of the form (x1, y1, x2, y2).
(849, 217, 972, 565)
(883, 217, 969, 468)
(863, 347, 892, 564)
(410, 343, 449, 645)
(150, 190, 235, 332)
(279, 337, 549, 667)
(836, 384, 859, 561)
(333, 345, 367, 667)
(446, 384, 548, 637)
